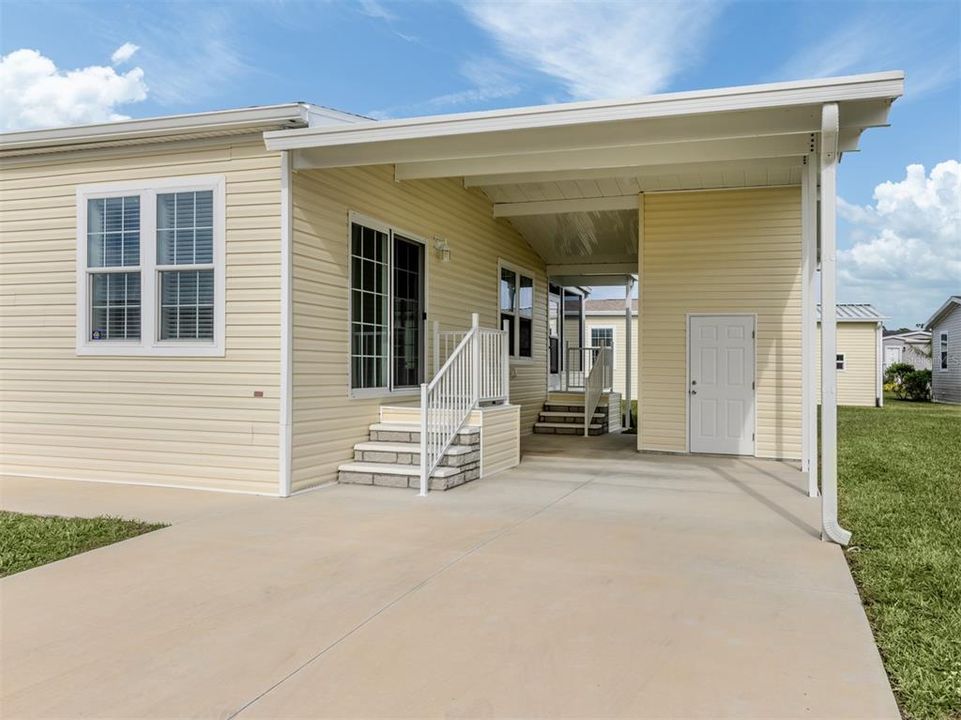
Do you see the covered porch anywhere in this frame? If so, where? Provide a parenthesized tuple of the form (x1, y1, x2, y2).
(267, 72, 903, 542)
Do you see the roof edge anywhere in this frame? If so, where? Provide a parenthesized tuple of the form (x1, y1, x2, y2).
(924, 296, 961, 329)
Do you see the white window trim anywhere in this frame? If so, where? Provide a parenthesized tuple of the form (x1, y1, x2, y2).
(497, 259, 536, 364)
(76, 175, 226, 357)
(590, 325, 616, 369)
(939, 331, 949, 371)
(346, 211, 429, 399)
(836, 352, 845, 371)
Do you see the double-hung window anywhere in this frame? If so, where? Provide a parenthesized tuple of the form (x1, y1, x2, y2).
(591, 327, 615, 367)
(940, 332, 949, 370)
(499, 263, 534, 359)
(349, 214, 425, 395)
(77, 176, 225, 356)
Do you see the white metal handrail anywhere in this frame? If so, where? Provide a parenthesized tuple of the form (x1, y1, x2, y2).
(420, 314, 508, 495)
(565, 345, 613, 391)
(583, 346, 612, 436)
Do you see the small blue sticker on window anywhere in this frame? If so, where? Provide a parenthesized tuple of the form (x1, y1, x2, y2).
(92, 329, 103, 340)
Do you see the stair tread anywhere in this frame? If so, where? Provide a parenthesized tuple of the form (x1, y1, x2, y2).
(369, 422, 480, 434)
(354, 441, 473, 454)
(338, 462, 461, 477)
(539, 410, 604, 418)
(534, 421, 604, 429)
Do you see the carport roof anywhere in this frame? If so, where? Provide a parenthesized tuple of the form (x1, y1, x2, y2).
(264, 72, 903, 279)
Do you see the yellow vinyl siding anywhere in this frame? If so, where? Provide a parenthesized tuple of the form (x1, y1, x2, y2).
(585, 313, 638, 402)
(480, 404, 520, 477)
(640, 187, 802, 459)
(291, 165, 545, 492)
(816, 322, 879, 406)
(0, 137, 283, 494)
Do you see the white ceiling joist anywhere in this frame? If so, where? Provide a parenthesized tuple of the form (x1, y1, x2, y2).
(493, 195, 639, 217)
(464, 156, 804, 187)
(394, 134, 813, 181)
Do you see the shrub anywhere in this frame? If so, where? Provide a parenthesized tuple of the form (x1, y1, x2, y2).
(902, 369, 932, 402)
(885, 363, 923, 400)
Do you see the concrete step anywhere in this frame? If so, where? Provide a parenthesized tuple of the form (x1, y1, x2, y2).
(352, 441, 479, 467)
(533, 421, 605, 436)
(337, 461, 479, 491)
(368, 423, 480, 445)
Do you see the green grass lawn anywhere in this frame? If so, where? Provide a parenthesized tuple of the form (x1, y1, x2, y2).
(0, 511, 165, 577)
(838, 398, 961, 720)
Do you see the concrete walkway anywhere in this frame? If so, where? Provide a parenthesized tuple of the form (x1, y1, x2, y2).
(1, 435, 898, 718)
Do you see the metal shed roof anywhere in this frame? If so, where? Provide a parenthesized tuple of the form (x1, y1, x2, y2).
(816, 303, 886, 322)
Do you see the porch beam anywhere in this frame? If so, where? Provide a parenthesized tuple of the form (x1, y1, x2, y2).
(395, 135, 814, 181)
(465, 157, 805, 187)
(546, 263, 637, 276)
(493, 195, 638, 217)
(819, 103, 852, 545)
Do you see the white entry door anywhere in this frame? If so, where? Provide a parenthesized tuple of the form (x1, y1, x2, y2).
(689, 315, 755, 455)
(884, 346, 901, 369)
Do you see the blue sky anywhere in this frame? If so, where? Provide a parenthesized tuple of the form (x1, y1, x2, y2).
(2, 0, 958, 327)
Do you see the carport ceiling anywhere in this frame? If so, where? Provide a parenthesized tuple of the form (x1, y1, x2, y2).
(265, 72, 902, 271)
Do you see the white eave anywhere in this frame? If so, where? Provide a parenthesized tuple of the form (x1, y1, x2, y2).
(925, 296, 961, 329)
(0, 103, 366, 157)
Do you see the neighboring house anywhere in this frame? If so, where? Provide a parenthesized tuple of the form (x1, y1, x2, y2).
(816, 304, 885, 407)
(584, 298, 637, 403)
(0, 72, 903, 544)
(882, 330, 931, 372)
(925, 296, 961, 404)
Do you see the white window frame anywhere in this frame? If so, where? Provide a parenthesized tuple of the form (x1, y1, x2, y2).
(497, 259, 536, 363)
(836, 353, 845, 371)
(76, 175, 226, 356)
(590, 325, 616, 369)
(347, 211, 429, 399)
(939, 332, 948, 371)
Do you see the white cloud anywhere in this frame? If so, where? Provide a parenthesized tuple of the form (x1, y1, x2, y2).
(0, 48, 147, 131)
(369, 58, 520, 118)
(463, 1, 721, 100)
(358, 0, 395, 22)
(838, 161, 961, 328)
(772, 11, 958, 101)
(110, 42, 139, 65)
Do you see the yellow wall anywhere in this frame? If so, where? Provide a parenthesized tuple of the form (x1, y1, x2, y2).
(290, 165, 546, 492)
(639, 187, 802, 459)
(816, 322, 880, 406)
(0, 138, 283, 494)
(585, 313, 638, 402)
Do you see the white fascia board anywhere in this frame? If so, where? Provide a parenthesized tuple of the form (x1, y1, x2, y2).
(924, 297, 961, 329)
(494, 195, 639, 217)
(0, 104, 312, 153)
(395, 134, 813, 181)
(547, 263, 637, 275)
(264, 72, 903, 152)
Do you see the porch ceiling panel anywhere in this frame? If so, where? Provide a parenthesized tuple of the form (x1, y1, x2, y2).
(508, 210, 638, 267)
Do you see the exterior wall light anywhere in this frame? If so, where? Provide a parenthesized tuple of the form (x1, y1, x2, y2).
(434, 237, 451, 263)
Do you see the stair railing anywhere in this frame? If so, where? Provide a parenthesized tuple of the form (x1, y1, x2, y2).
(420, 314, 508, 495)
(583, 346, 612, 437)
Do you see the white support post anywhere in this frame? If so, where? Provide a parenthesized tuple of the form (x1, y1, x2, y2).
(501, 319, 510, 403)
(432, 320, 440, 378)
(278, 150, 293, 498)
(419, 382, 428, 497)
(471, 313, 480, 406)
(801, 150, 819, 497)
(624, 275, 635, 429)
(819, 103, 851, 545)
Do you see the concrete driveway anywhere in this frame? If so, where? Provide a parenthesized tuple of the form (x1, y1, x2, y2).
(1, 434, 898, 719)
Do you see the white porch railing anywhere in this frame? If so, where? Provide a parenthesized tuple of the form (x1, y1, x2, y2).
(565, 345, 613, 391)
(583, 346, 612, 437)
(420, 314, 509, 495)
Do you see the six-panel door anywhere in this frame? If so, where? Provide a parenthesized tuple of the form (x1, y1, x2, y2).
(689, 315, 756, 455)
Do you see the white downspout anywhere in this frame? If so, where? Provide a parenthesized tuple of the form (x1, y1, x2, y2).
(624, 275, 634, 430)
(278, 150, 293, 497)
(801, 151, 818, 496)
(876, 322, 884, 407)
(819, 103, 851, 545)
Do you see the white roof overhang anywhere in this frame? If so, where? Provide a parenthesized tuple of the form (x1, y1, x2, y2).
(263, 72, 903, 277)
